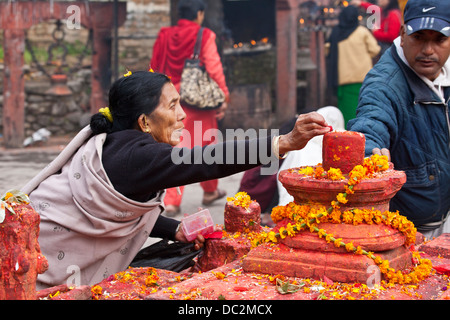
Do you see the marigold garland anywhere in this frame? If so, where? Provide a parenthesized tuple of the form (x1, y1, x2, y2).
(246, 154, 432, 285)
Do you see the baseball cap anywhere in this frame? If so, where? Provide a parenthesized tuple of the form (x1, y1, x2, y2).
(404, 0, 450, 36)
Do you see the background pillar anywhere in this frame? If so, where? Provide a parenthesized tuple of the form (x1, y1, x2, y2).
(2, 29, 26, 148)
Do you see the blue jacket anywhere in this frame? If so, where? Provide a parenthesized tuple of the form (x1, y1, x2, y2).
(347, 46, 450, 228)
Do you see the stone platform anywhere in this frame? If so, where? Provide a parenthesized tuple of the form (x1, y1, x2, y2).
(37, 233, 450, 300)
(241, 243, 412, 284)
(241, 219, 412, 283)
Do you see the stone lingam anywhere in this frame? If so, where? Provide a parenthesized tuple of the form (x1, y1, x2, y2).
(242, 131, 414, 284)
(196, 193, 262, 272)
(0, 191, 48, 299)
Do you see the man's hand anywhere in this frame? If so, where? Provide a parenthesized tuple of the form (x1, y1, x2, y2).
(372, 147, 391, 161)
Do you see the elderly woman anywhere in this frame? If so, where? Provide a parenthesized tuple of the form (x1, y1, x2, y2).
(23, 71, 330, 289)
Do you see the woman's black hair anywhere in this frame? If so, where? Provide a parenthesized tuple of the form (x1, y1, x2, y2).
(177, 0, 206, 21)
(90, 71, 171, 135)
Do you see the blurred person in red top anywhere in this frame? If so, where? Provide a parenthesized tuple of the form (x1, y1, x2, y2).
(352, 0, 402, 54)
(150, 0, 229, 215)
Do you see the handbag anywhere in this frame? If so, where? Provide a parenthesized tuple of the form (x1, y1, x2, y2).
(130, 239, 201, 272)
(179, 27, 225, 110)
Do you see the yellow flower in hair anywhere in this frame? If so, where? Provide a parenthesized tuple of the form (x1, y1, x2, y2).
(149, 68, 155, 73)
(99, 107, 113, 123)
(124, 70, 132, 77)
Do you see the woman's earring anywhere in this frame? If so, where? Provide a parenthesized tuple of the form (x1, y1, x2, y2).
(145, 127, 150, 133)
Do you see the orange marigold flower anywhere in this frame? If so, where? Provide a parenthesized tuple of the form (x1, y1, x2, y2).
(309, 223, 318, 233)
(331, 200, 340, 210)
(342, 211, 353, 224)
(345, 242, 355, 252)
(329, 209, 342, 224)
(295, 222, 305, 231)
(145, 274, 159, 287)
(371, 154, 389, 172)
(278, 227, 287, 239)
(285, 223, 296, 237)
(212, 271, 226, 280)
(373, 256, 384, 265)
(227, 191, 253, 209)
(314, 166, 326, 179)
(325, 233, 334, 243)
(352, 210, 364, 225)
(348, 165, 367, 185)
(333, 238, 343, 248)
(91, 285, 103, 299)
(345, 185, 355, 195)
(4, 192, 14, 200)
(317, 228, 327, 238)
(327, 167, 345, 181)
(379, 260, 390, 273)
(298, 166, 314, 176)
(270, 205, 285, 223)
(267, 231, 278, 243)
(336, 193, 348, 204)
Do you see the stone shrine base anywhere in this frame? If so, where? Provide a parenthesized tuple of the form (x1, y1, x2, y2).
(241, 242, 412, 284)
(242, 220, 413, 283)
(37, 233, 450, 300)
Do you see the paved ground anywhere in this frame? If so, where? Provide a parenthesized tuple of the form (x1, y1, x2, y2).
(0, 136, 243, 232)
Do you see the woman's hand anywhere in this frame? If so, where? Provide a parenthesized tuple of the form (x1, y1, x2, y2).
(215, 102, 228, 121)
(174, 224, 222, 251)
(278, 112, 331, 155)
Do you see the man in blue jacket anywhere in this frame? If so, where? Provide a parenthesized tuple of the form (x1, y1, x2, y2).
(348, 0, 450, 238)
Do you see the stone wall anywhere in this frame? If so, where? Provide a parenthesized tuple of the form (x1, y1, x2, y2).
(0, 69, 91, 140)
(220, 48, 277, 130)
(0, 0, 171, 141)
(24, 69, 92, 137)
(119, 0, 170, 72)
